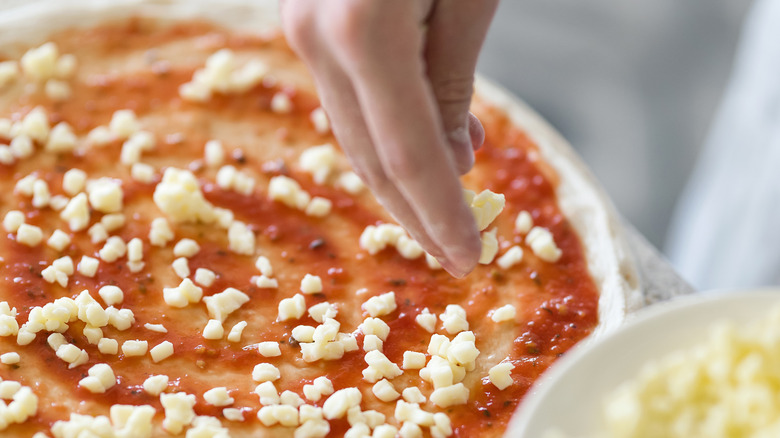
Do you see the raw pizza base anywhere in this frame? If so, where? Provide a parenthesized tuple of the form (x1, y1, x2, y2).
(0, 1, 643, 436)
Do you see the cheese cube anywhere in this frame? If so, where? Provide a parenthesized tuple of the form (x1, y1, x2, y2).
(257, 342, 281, 357)
(150, 341, 174, 362)
(121, 340, 148, 357)
(143, 375, 169, 396)
(488, 362, 515, 390)
(203, 319, 224, 340)
(204, 387, 234, 407)
(252, 363, 280, 383)
(362, 292, 397, 317)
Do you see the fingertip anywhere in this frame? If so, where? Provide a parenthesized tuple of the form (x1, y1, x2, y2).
(467, 112, 485, 151)
(438, 218, 482, 278)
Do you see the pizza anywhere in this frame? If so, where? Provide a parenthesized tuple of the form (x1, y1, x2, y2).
(0, 2, 640, 437)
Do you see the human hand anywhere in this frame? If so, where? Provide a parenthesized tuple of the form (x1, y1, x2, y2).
(280, 0, 499, 277)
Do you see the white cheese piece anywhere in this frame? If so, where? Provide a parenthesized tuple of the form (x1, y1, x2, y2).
(270, 92, 292, 114)
(9, 135, 33, 159)
(109, 109, 139, 139)
(163, 278, 203, 308)
(172, 257, 190, 279)
(121, 340, 148, 357)
(0, 352, 20, 364)
(488, 362, 515, 390)
(490, 304, 517, 323)
(336, 171, 365, 194)
(160, 392, 196, 434)
(360, 317, 390, 341)
(47, 229, 71, 252)
(401, 387, 426, 404)
(194, 268, 216, 287)
(45, 121, 77, 152)
(3, 210, 25, 233)
(254, 381, 280, 406)
(252, 275, 278, 289)
(203, 319, 224, 340)
(305, 196, 332, 217)
(97, 338, 118, 355)
(479, 228, 499, 265)
(149, 217, 175, 247)
(466, 189, 505, 231)
(257, 342, 281, 357)
(153, 168, 216, 224)
(173, 238, 200, 258)
(308, 302, 337, 323)
(497, 245, 524, 269)
(227, 221, 256, 255)
(87, 177, 123, 213)
(203, 287, 250, 322)
(204, 387, 234, 407)
(299, 144, 337, 185)
(20, 42, 58, 81)
(143, 375, 169, 396)
(514, 210, 533, 234)
(77, 256, 99, 278)
(31, 179, 51, 208)
(322, 388, 362, 420)
(363, 350, 402, 382)
(526, 226, 563, 262)
(362, 292, 397, 317)
(310, 107, 330, 134)
(98, 286, 123, 306)
(0, 61, 19, 88)
(429, 383, 469, 408)
(440, 305, 469, 335)
(268, 175, 311, 210)
(227, 321, 247, 343)
(131, 163, 155, 183)
(402, 351, 426, 370)
(278, 294, 306, 321)
(60, 193, 90, 231)
(204, 140, 225, 167)
(363, 335, 383, 352)
(300, 274, 323, 294)
(99, 236, 127, 263)
(150, 341, 174, 363)
(16, 224, 43, 247)
(372, 379, 400, 402)
(252, 363, 281, 383)
(223, 408, 244, 422)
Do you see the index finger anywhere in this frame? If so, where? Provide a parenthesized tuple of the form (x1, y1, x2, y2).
(329, 10, 482, 276)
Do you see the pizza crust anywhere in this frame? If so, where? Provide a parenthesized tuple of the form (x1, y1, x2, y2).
(474, 78, 644, 336)
(0, 1, 642, 434)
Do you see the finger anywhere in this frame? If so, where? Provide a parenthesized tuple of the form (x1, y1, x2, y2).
(468, 112, 485, 151)
(329, 7, 482, 276)
(425, 0, 499, 170)
(302, 42, 451, 265)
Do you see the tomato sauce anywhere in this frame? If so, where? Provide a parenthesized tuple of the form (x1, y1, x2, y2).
(0, 19, 599, 437)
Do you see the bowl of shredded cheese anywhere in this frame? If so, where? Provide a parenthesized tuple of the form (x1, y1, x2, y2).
(507, 288, 780, 438)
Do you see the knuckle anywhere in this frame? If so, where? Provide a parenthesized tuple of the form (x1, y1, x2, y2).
(324, 2, 374, 55)
(281, 4, 318, 56)
(431, 75, 475, 107)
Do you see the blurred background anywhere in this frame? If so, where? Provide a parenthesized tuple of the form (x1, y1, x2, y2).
(478, 0, 753, 251)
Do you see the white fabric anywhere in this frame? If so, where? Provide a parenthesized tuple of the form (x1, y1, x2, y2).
(666, 0, 780, 289)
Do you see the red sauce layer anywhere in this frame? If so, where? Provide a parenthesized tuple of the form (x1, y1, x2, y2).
(0, 19, 599, 437)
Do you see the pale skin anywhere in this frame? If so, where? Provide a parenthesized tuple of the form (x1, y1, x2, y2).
(280, 0, 500, 277)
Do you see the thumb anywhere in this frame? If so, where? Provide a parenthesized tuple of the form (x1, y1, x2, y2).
(424, 0, 499, 174)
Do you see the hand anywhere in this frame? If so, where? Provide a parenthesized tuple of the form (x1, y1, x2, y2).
(280, 0, 499, 277)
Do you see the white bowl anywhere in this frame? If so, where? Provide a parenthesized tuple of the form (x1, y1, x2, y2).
(506, 288, 780, 437)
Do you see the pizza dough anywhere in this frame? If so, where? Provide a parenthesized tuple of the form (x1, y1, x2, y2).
(0, 2, 642, 437)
